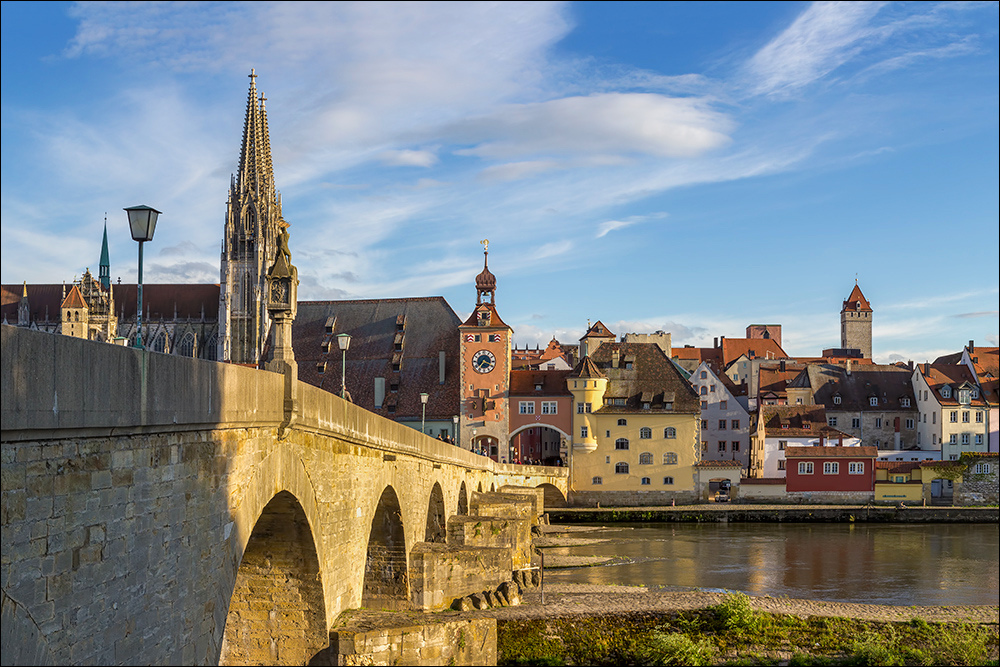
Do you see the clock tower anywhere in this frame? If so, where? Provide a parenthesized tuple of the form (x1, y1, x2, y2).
(458, 240, 513, 460)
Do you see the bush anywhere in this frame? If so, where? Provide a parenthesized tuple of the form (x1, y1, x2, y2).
(712, 592, 766, 638)
(639, 631, 718, 666)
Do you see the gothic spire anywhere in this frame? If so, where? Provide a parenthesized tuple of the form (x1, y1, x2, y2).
(99, 217, 111, 290)
(236, 69, 274, 200)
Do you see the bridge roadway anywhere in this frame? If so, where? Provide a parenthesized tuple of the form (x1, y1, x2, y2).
(0, 325, 567, 665)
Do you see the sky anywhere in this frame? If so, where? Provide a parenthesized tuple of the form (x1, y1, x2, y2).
(2, 1, 998, 365)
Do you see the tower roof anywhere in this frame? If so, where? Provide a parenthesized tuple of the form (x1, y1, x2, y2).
(568, 355, 606, 379)
(61, 284, 87, 309)
(842, 284, 872, 312)
(475, 240, 496, 305)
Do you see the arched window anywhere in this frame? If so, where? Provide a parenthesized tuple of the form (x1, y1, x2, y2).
(641, 477, 651, 485)
(615, 438, 629, 450)
(663, 452, 678, 465)
(700, 386, 708, 395)
(205, 334, 218, 360)
(639, 452, 653, 465)
(177, 332, 195, 357)
(592, 476, 603, 485)
(640, 427, 652, 439)
(615, 462, 629, 474)
(664, 427, 677, 439)
(152, 330, 167, 353)
(663, 476, 674, 485)
(617, 418, 627, 426)
(833, 395, 842, 405)
(700, 370, 708, 379)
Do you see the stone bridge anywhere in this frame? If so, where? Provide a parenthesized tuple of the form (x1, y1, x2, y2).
(0, 326, 567, 665)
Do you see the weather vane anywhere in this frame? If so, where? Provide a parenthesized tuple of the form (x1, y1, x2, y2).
(481, 238, 489, 253)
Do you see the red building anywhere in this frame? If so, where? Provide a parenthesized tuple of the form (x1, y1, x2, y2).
(785, 446, 877, 493)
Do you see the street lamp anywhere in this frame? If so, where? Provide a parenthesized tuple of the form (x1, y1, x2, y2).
(124, 205, 161, 350)
(420, 392, 429, 435)
(472, 428, 477, 454)
(452, 415, 459, 444)
(336, 333, 351, 399)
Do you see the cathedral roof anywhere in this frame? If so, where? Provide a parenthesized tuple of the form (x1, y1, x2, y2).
(293, 297, 462, 421)
(842, 284, 872, 312)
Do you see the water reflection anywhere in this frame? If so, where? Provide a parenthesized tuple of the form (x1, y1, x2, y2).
(544, 523, 999, 606)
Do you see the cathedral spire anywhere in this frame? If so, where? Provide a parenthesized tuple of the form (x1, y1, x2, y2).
(99, 216, 111, 290)
(236, 68, 274, 200)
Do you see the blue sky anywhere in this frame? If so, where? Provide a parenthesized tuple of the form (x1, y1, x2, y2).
(2, 1, 997, 364)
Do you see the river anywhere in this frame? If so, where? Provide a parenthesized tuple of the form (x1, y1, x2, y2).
(542, 523, 1000, 606)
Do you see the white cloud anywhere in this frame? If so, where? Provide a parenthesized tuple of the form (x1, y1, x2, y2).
(453, 93, 733, 160)
(377, 149, 438, 167)
(747, 1, 886, 96)
(596, 220, 634, 238)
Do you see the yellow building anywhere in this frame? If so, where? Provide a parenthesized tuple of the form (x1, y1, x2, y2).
(567, 325, 701, 505)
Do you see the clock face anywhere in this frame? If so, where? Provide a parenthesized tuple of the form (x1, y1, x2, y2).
(472, 349, 496, 374)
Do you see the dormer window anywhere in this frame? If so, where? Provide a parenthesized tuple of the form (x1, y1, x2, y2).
(958, 389, 971, 405)
(869, 397, 878, 407)
(833, 395, 842, 405)
(477, 309, 491, 326)
(534, 383, 543, 391)
(900, 398, 910, 408)
(971, 389, 979, 399)
(803, 423, 811, 430)
(941, 386, 951, 399)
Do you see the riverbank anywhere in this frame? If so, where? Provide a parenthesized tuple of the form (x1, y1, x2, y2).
(547, 503, 998, 523)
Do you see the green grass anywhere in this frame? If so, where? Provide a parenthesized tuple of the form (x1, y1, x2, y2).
(497, 594, 998, 666)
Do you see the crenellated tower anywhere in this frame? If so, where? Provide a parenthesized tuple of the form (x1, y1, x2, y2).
(219, 69, 286, 364)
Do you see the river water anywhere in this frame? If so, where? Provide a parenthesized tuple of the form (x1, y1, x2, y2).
(543, 523, 1000, 606)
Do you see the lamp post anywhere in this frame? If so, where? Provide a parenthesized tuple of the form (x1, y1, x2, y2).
(452, 415, 459, 444)
(336, 333, 351, 399)
(124, 205, 161, 350)
(420, 392, 429, 435)
(472, 429, 477, 454)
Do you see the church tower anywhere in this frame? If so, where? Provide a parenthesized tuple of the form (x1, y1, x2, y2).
(840, 282, 873, 358)
(219, 70, 285, 364)
(458, 241, 513, 459)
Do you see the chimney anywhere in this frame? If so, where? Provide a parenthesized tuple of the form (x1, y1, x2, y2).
(924, 362, 931, 376)
(908, 360, 913, 371)
(968, 340, 975, 353)
(713, 337, 718, 348)
(780, 360, 786, 372)
(846, 359, 852, 376)
(439, 350, 446, 385)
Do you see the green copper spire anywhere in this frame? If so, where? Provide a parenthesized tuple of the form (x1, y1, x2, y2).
(99, 217, 111, 290)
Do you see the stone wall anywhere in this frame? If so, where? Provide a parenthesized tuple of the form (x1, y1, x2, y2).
(954, 457, 999, 505)
(569, 489, 700, 507)
(785, 491, 874, 505)
(321, 618, 496, 666)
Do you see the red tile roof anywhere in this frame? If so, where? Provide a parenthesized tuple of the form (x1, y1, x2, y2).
(509, 369, 573, 396)
(61, 284, 87, 309)
(843, 284, 872, 312)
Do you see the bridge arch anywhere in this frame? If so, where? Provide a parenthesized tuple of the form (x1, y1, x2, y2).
(362, 485, 409, 610)
(220, 491, 327, 666)
(509, 423, 568, 465)
(537, 482, 567, 508)
(425, 482, 446, 543)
